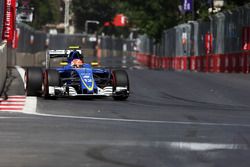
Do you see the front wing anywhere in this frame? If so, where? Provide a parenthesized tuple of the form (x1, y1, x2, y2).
(48, 86, 128, 97)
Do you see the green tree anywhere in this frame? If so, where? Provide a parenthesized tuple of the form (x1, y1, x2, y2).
(72, 0, 116, 33)
(30, 0, 61, 29)
(117, 0, 250, 40)
(27, 0, 250, 37)
(115, 0, 180, 41)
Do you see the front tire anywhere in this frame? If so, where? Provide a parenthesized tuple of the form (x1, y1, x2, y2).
(25, 67, 43, 96)
(112, 70, 129, 100)
(44, 69, 60, 98)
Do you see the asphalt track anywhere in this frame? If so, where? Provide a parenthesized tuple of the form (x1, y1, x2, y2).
(1, 54, 250, 166)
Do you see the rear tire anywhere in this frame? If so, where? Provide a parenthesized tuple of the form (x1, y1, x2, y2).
(25, 67, 43, 96)
(44, 69, 60, 98)
(112, 70, 129, 100)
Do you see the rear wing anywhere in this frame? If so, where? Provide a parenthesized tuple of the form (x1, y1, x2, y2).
(45, 49, 82, 68)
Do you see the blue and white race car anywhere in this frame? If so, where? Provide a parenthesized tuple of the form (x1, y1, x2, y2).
(25, 47, 129, 100)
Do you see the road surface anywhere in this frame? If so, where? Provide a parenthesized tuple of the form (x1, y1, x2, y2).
(0, 54, 250, 167)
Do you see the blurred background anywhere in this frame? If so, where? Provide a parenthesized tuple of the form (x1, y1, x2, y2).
(0, 0, 250, 70)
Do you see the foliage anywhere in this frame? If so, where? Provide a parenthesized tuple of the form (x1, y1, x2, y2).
(29, 0, 61, 29)
(116, 0, 180, 41)
(72, 0, 116, 34)
(28, 0, 250, 40)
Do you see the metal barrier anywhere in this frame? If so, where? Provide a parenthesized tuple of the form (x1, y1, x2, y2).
(135, 3, 250, 73)
(17, 23, 98, 53)
(15, 22, 137, 67)
(138, 3, 250, 56)
(99, 36, 136, 58)
(15, 23, 104, 66)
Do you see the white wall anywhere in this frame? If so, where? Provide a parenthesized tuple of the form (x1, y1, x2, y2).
(0, 41, 7, 94)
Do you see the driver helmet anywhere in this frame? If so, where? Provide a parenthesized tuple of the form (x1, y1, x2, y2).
(67, 50, 84, 63)
(68, 51, 84, 68)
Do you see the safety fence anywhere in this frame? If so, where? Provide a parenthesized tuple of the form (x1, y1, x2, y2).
(16, 23, 136, 55)
(135, 3, 250, 73)
(15, 23, 102, 66)
(17, 23, 97, 53)
(98, 36, 136, 58)
(15, 23, 136, 66)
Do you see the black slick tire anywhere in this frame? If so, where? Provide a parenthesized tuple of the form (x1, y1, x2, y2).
(112, 70, 129, 100)
(44, 69, 60, 98)
(25, 67, 43, 96)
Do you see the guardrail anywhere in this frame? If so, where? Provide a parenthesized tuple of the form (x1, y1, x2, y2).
(135, 52, 250, 73)
(0, 41, 7, 95)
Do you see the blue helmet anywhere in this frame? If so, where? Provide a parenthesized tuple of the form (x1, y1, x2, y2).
(67, 51, 84, 63)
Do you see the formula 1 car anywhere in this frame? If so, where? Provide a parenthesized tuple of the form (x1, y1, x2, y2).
(25, 47, 129, 100)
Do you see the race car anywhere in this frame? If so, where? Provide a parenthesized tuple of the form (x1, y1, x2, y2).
(24, 47, 129, 100)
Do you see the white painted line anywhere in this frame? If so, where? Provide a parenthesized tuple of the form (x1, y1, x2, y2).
(14, 66, 37, 114)
(0, 109, 24, 112)
(13, 66, 250, 129)
(0, 100, 25, 104)
(22, 96, 37, 114)
(0, 105, 24, 108)
(0, 116, 31, 119)
(4, 93, 250, 128)
(20, 109, 250, 128)
(111, 141, 247, 151)
(0, 103, 24, 106)
(169, 142, 247, 151)
(22, 139, 245, 151)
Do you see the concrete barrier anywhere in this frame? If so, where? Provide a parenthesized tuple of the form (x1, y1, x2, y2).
(16, 51, 46, 67)
(0, 41, 7, 95)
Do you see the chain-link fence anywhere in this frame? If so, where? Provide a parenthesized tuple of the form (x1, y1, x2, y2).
(100, 36, 135, 52)
(99, 36, 136, 57)
(16, 23, 102, 66)
(17, 23, 43, 53)
(48, 33, 97, 50)
(15, 22, 137, 66)
(138, 3, 250, 58)
(132, 3, 250, 72)
(17, 23, 99, 54)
